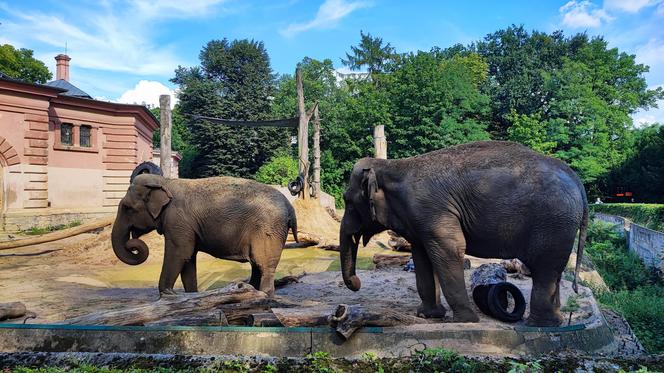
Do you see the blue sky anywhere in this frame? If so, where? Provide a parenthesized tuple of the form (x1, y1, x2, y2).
(1, 0, 663, 123)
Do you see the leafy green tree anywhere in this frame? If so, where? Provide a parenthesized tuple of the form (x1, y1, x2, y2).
(341, 31, 396, 74)
(172, 39, 290, 178)
(254, 152, 299, 186)
(0, 44, 52, 83)
(604, 124, 664, 202)
(386, 51, 490, 158)
(507, 110, 556, 154)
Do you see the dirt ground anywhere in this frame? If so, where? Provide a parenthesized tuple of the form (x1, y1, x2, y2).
(0, 224, 600, 329)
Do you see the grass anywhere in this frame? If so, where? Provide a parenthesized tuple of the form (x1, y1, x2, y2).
(590, 203, 664, 232)
(21, 220, 82, 235)
(585, 220, 664, 353)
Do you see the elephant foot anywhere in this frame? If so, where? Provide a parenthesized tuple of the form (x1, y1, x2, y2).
(417, 304, 447, 319)
(159, 288, 178, 298)
(526, 313, 564, 327)
(452, 309, 480, 323)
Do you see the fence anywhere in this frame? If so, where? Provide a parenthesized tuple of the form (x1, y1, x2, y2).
(594, 212, 664, 273)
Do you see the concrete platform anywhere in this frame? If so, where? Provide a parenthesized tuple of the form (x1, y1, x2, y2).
(0, 316, 615, 358)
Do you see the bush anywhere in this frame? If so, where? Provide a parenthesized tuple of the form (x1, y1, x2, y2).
(590, 203, 664, 232)
(254, 153, 299, 187)
(598, 286, 664, 353)
(586, 220, 664, 353)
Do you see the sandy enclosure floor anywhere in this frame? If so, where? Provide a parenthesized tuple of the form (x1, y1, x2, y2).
(0, 227, 599, 328)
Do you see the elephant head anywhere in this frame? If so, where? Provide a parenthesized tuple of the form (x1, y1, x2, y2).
(111, 174, 173, 265)
(339, 158, 391, 292)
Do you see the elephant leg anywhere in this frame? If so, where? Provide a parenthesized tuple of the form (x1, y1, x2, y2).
(412, 245, 445, 319)
(426, 218, 479, 323)
(158, 234, 195, 296)
(250, 238, 283, 297)
(527, 269, 564, 326)
(180, 252, 198, 292)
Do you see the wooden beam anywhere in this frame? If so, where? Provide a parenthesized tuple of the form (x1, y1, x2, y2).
(312, 103, 321, 199)
(189, 115, 299, 128)
(159, 95, 172, 178)
(296, 68, 309, 200)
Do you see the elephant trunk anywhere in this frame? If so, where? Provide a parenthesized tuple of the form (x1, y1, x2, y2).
(340, 229, 361, 292)
(111, 213, 149, 265)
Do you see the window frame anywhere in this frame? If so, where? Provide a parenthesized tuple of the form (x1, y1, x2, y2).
(53, 120, 99, 153)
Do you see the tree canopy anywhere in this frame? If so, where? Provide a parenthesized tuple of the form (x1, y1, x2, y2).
(0, 44, 52, 83)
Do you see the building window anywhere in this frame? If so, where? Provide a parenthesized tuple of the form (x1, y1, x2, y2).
(80, 125, 92, 147)
(61, 123, 73, 146)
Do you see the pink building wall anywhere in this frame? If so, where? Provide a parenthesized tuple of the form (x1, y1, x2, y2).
(0, 77, 159, 231)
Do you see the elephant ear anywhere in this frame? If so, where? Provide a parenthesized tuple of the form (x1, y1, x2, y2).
(362, 168, 379, 221)
(145, 183, 173, 219)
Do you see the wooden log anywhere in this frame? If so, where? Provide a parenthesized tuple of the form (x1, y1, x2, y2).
(271, 306, 337, 327)
(0, 217, 113, 251)
(501, 259, 531, 277)
(329, 304, 431, 340)
(145, 312, 228, 327)
(247, 312, 282, 327)
(219, 296, 303, 325)
(159, 94, 172, 178)
(274, 274, 304, 288)
(374, 125, 387, 159)
(0, 302, 27, 321)
(296, 68, 309, 200)
(387, 231, 411, 252)
(65, 282, 266, 326)
(372, 253, 411, 269)
(312, 104, 321, 198)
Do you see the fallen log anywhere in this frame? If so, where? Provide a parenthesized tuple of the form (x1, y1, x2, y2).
(219, 296, 304, 325)
(0, 217, 114, 251)
(387, 231, 411, 252)
(145, 312, 228, 327)
(501, 259, 531, 277)
(65, 282, 266, 326)
(271, 306, 337, 327)
(329, 304, 432, 340)
(373, 253, 411, 269)
(247, 312, 282, 327)
(0, 302, 27, 321)
(274, 274, 304, 288)
(285, 231, 320, 248)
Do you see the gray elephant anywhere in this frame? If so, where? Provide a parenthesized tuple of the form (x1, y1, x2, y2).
(339, 141, 588, 326)
(111, 174, 298, 296)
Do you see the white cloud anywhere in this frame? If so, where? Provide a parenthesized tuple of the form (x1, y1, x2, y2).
(632, 102, 664, 126)
(0, 1, 231, 78)
(560, 1, 613, 28)
(130, 0, 229, 20)
(603, 0, 662, 13)
(280, 0, 370, 37)
(635, 39, 664, 68)
(116, 80, 177, 109)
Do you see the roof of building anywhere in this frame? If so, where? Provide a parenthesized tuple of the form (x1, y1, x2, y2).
(44, 79, 92, 99)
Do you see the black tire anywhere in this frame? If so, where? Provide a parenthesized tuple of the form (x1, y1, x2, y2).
(487, 282, 526, 322)
(472, 285, 492, 316)
(130, 161, 163, 183)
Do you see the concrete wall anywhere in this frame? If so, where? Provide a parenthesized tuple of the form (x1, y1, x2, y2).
(594, 212, 664, 273)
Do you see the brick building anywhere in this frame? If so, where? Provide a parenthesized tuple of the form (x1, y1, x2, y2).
(0, 54, 165, 231)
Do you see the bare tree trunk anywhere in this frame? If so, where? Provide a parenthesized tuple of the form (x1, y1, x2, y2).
(296, 68, 309, 199)
(271, 306, 337, 327)
(64, 282, 266, 326)
(374, 125, 387, 159)
(0, 217, 113, 251)
(159, 94, 172, 178)
(312, 104, 321, 199)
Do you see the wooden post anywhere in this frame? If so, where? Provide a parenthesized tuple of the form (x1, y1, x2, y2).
(296, 68, 309, 199)
(159, 94, 172, 178)
(374, 125, 387, 159)
(312, 104, 321, 199)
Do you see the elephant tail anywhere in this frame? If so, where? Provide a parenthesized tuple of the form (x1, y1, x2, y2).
(287, 202, 299, 243)
(573, 192, 589, 294)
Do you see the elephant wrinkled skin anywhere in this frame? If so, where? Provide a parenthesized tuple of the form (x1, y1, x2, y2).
(111, 174, 298, 297)
(339, 141, 588, 327)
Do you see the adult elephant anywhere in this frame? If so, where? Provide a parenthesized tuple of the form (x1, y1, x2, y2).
(339, 141, 588, 326)
(111, 174, 298, 297)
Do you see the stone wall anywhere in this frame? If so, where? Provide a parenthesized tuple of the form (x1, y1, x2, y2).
(594, 212, 664, 273)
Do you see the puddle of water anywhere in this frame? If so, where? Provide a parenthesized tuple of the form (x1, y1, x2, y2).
(93, 246, 386, 290)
